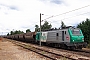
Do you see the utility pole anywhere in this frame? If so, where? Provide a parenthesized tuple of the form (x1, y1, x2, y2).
(40, 13, 42, 46)
(40, 13, 44, 46)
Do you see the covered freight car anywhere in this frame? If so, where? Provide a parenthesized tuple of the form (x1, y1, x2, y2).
(14, 34, 19, 40)
(24, 32, 36, 42)
(18, 33, 25, 41)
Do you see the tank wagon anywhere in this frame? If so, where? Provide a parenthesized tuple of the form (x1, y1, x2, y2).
(24, 32, 36, 42)
(14, 32, 36, 42)
(18, 33, 25, 41)
(5, 27, 87, 49)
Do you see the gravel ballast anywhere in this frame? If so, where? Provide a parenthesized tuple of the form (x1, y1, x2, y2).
(0, 38, 49, 60)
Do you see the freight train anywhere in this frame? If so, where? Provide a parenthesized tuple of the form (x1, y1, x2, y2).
(3, 26, 87, 49)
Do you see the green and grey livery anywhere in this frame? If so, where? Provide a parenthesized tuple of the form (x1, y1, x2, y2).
(36, 27, 87, 49)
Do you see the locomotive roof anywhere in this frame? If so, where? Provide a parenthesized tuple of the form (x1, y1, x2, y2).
(41, 27, 80, 32)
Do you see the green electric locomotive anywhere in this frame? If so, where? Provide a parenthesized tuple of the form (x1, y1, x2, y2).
(36, 26, 87, 49)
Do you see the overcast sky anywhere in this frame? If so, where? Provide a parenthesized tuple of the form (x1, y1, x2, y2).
(0, 0, 90, 35)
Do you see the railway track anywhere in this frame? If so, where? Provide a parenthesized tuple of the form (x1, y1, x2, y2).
(71, 49, 90, 57)
(6, 39, 73, 60)
(74, 49, 90, 54)
(25, 41, 90, 58)
(5, 39, 90, 60)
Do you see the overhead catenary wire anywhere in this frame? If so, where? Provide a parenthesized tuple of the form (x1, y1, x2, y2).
(47, 11, 90, 23)
(42, 5, 90, 21)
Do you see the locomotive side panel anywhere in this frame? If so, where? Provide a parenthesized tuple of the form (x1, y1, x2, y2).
(46, 29, 70, 43)
(41, 32, 47, 42)
(61, 29, 70, 42)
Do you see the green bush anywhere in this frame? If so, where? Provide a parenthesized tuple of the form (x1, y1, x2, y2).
(87, 44, 90, 48)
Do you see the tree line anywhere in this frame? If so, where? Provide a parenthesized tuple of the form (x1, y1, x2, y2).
(7, 29, 31, 35)
(35, 21, 66, 32)
(77, 18, 90, 44)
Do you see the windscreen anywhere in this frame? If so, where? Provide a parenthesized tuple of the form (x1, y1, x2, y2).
(71, 29, 81, 35)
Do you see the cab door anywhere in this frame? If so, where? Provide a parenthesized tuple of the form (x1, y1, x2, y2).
(62, 31, 64, 41)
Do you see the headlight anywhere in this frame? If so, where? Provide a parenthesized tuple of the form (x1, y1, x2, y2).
(82, 38, 84, 40)
(82, 38, 84, 41)
(73, 40, 74, 42)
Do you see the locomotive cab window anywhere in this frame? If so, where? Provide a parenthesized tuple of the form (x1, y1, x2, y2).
(62, 31, 64, 41)
(56, 33, 59, 36)
(71, 29, 81, 35)
(65, 31, 66, 34)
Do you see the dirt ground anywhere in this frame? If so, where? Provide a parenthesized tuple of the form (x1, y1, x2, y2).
(0, 38, 48, 60)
